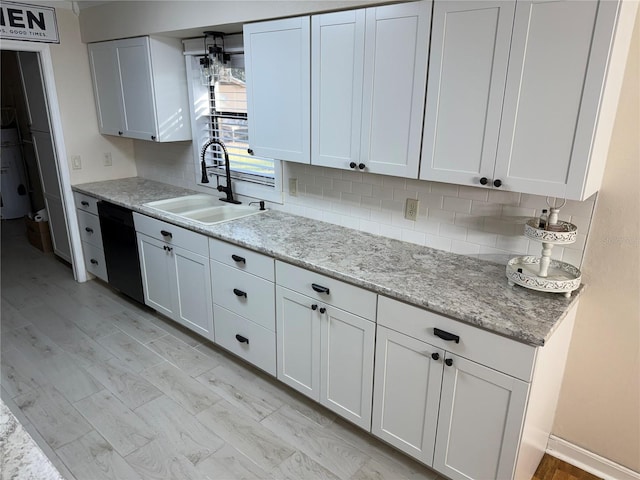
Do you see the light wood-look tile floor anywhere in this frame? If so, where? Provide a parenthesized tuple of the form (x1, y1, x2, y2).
(0, 219, 444, 480)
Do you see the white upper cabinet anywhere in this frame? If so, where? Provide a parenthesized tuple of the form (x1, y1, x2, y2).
(244, 17, 311, 163)
(420, 1, 515, 186)
(312, 3, 431, 177)
(311, 10, 366, 169)
(88, 36, 191, 142)
(421, 0, 629, 200)
(360, 2, 431, 178)
(494, 0, 620, 200)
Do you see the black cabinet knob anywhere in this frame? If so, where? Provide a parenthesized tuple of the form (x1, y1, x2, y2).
(248, 148, 254, 156)
(118, 131, 123, 136)
(319, 307, 326, 314)
(151, 135, 156, 141)
(493, 179, 502, 188)
(349, 162, 357, 169)
(479, 177, 488, 185)
(358, 163, 365, 170)
(311, 304, 318, 311)
(235, 334, 249, 344)
(431, 352, 439, 361)
(445, 358, 453, 367)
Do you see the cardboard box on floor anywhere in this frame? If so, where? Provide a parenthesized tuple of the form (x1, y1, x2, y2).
(24, 216, 53, 253)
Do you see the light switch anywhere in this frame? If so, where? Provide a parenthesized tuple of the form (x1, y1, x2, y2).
(71, 155, 82, 170)
(103, 152, 113, 167)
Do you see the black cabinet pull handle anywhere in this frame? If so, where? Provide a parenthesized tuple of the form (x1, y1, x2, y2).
(85, 227, 94, 233)
(445, 358, 453, 367)
(81, 200, 90, 207)
(493, 179, 502, 188)
(431, 352, 439, 361)
(231, 254, 246, 264)
(434, 328, 460, 344)
(479, 177, 488, 185)
(90, 259, 98, 265)
(349, 162, 357, 169)
(233, 288, 247, 298)
(160, 230, 172, 238)
(235, 334, 249, 344)
(319, 307, 326, 314)
(358, 163, 365, 170)
(311, 283, 330, 295)
(311, 304, 318, 311)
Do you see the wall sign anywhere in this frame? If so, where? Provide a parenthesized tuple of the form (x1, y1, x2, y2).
(0, 2, 59, 43)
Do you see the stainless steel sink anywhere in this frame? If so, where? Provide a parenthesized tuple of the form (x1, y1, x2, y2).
(144, 194, 265, 225)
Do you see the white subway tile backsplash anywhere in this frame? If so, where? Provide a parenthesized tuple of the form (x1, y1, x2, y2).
(443, 196, 472, 214)
(451, 240, 482, 255)
(402, 229, 426, 246)
(136, 147, 594, 261)
(439, 223, 468, 241)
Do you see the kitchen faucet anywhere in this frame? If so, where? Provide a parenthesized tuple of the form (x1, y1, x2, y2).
(200, 139, 241, 204)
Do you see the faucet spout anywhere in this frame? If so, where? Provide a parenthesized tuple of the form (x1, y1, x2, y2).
(200, 139, 241, 204)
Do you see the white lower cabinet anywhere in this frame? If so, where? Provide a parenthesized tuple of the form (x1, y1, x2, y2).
(275, 262, 375, 430)
(433, 353, 529, 480)
(134, 214, 213, 339)
(372, 326, 443, 465)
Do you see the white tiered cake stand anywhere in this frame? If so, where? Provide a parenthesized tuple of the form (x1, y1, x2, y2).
(506, 201, 581, 298)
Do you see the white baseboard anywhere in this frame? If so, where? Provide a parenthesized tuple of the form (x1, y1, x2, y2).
(547, 435, 640, 480)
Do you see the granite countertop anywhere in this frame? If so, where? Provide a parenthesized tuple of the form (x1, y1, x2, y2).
(73, 177, 582, 346)
(0, 401, 64, 480)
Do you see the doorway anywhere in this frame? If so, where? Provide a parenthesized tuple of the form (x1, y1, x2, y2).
(0, 40, 85, 281)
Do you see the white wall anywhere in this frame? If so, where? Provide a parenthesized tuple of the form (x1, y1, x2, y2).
(46, 5, 136, 185)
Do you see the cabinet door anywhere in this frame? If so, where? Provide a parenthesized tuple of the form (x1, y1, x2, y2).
(372, 326, 444, 466)
(276, 286, 320, 400)
(494, 0, 616, 199)
(137, 233, 176, 318)
(16, 52, 50, 133)
(116, 37, 158, 141)
(320, 305, 374, 430)
(311, 10, 365, 169)
(359, 2, 430, 178)
(420, 1, 515, 187)
(172, 246, 214, 340)
(244, 17, 310, 163)
(433, 354, 529, 480)
(87, 42, 123, 135)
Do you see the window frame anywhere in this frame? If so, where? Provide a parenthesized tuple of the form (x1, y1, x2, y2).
(183, 36, 283, 204)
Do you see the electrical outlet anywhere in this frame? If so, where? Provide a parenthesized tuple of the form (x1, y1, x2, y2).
(103, 152, 113, 167)
(71, 155, 82, 170)
(405, 198, 419, 221)
(289, 178, 298, 196)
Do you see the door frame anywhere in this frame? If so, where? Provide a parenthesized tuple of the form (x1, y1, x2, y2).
(2, 40, 87, 282)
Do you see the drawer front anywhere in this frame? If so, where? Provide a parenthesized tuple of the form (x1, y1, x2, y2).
(133, 212, 208, 256)
(209, 238, 275, 281)
(275, 261, 376, 321)
(211, 261, 275, 331)
(213, 305, 276, 376)
(77, 210, 103, 249)
(74, 192, 99, 215)
(82, 241, 108, 282)
(377, 296, 536, 381)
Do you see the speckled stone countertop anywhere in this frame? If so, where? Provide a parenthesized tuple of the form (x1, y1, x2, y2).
(1, 401, 64, 480)
(73, 177, 582, 346)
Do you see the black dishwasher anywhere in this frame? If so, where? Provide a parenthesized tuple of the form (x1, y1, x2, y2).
(97, 201, 144, 304)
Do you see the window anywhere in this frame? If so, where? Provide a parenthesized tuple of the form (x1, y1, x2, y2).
(184, 36, 282, 202)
